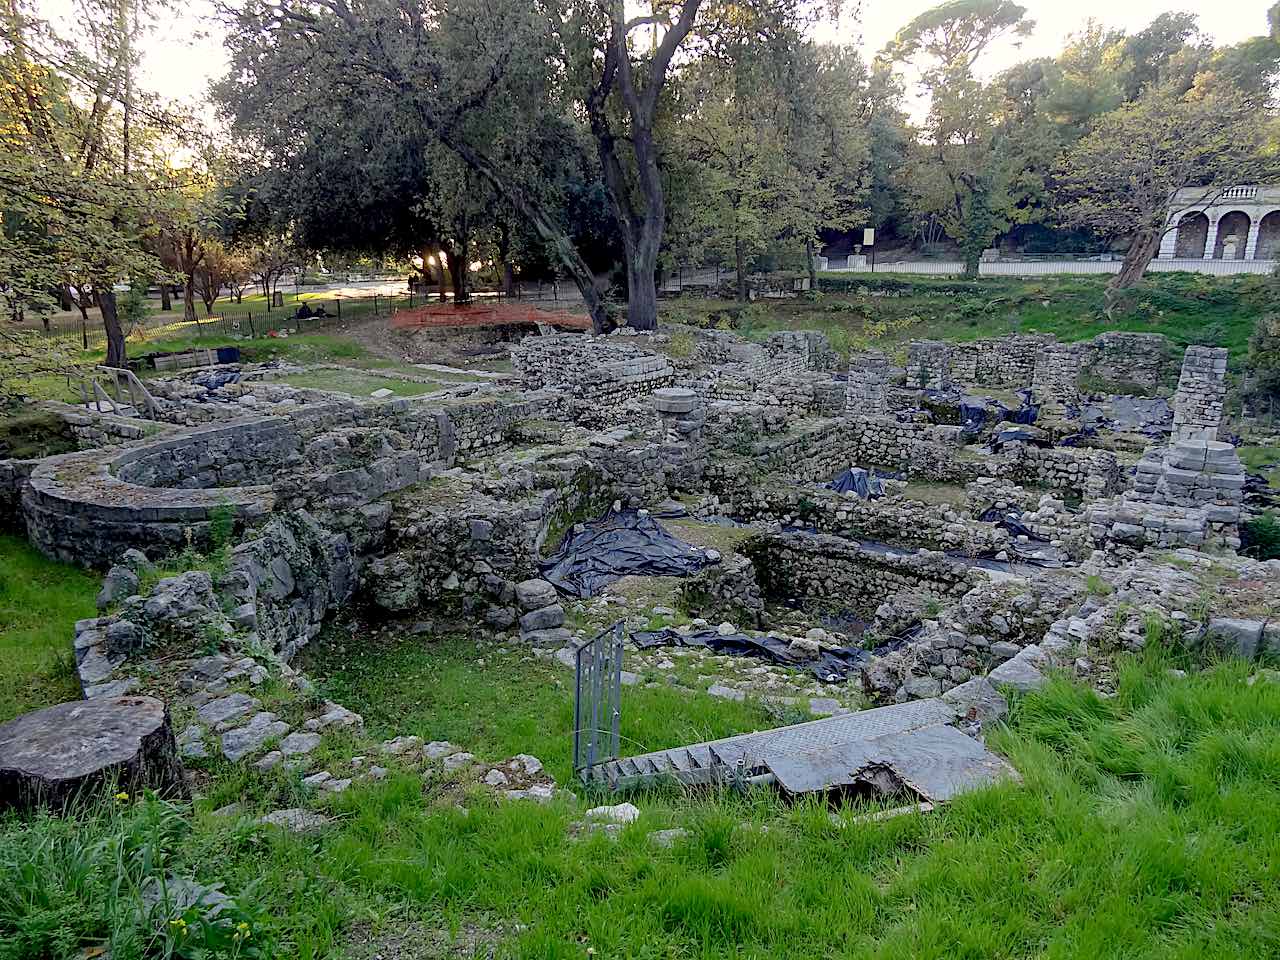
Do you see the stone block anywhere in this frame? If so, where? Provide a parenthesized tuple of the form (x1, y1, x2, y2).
(1205, 618, 1263, 660)
(515, 578, 559, 612)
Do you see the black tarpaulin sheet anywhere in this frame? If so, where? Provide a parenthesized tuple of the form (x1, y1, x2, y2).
(632, 627, 869, 682)
(828, 467, 885, 499)
(977, 506, 1045, 541)
(540, 508, 717, 598)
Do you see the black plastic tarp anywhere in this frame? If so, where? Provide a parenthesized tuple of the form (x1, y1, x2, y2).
(632, 627, 870, 683)
(540, 508, 718, 598)
(977, 506, 1045, 541)
(828, 467, 885, 499)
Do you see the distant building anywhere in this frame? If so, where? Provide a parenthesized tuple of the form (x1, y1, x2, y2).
(1158, 185, 1280, 261)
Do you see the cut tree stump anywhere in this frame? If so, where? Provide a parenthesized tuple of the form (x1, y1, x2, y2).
(0, 696, 188, 812)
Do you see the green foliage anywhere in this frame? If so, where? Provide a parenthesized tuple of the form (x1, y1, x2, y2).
(1242, 512, 1280, 561)
(0, 408, 77, 460)
(0, 535, 96, 723)
(0, 794, 270, 960)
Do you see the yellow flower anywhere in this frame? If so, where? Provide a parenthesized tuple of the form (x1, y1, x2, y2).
(114, 792, 129, 802)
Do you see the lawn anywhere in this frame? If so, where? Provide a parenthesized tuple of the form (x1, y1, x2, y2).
(663, 272, 1280, 365)
(4, 641, 1279, 959)
(0, 535, 98, 724)
(2, 534, 1279, 958)
(280, 369, 443, 399)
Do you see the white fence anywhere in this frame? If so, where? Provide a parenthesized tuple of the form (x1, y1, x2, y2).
(827, 257, 1278, 278)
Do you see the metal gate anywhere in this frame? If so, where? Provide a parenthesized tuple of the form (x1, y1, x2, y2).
(572, 622, 625, 781)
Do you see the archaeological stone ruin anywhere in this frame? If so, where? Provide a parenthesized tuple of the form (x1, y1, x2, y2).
(1, 321, 1278, 813)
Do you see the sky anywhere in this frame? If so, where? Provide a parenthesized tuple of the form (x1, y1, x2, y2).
(125, 0, 1272, 122)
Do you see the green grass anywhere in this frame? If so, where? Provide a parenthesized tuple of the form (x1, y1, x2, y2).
(4, 649, 1280, 958)
(665, 272, 1280, 364)
(0, 534, 98, 723)
(279, 370, 442, 399)
(302, 631, 775, 785)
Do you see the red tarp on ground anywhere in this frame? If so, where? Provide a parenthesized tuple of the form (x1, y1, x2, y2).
(389, 302, 592, 330)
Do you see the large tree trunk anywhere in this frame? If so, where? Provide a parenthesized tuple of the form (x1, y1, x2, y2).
(436, 255, 448, 303)
(183, 275, 197, 322)
(1103, 226, 1162, 317)
(160, 283, 171, 312)
(100, 289, 126, 367)
(805, 239, 818, 291)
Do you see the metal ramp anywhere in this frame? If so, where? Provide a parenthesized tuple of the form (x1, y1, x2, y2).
(583, 697, 1018, 801)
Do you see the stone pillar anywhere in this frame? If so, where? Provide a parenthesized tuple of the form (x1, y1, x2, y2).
(1172, 345, 1228, 442)
(1245, 216, 1261, 261)
(653, 387, 706, 490)
(1158, 218, 1178, 260)
(1031, 344, 1082, 414)
(1205, 215, 1219, 259)
(845, 351, 891, 417)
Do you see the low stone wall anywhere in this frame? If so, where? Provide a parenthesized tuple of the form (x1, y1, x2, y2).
(114, 419, 302, 489)
(1085, 332, 1170, 391)
(742, 532, 981, 616)
(511, 333, 673, 403)
(705, 485, 1010, 556)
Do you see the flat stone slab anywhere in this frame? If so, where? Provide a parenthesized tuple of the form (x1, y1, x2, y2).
(589, 698, 1017, 802)
(0, 696, 187, 811)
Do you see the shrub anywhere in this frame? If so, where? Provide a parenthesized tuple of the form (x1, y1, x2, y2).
(1241, 512, 1280, 561)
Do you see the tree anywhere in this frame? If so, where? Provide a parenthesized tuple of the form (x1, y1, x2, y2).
(1055, 86, 1279, 309)
(886, 1, 1034, 276)
(244, 236, 298, 306)
(0, 0, 167, 364)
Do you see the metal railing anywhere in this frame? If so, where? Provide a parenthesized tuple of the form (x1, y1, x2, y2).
(827, 257, 1279, 278)
(70, 365, 159, 419)
(573, 622, 625, 781)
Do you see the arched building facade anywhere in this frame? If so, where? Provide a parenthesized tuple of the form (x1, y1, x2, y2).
(1158, 185, 1280, 261)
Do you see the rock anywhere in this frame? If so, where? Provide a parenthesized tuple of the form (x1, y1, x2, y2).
(442, 752, 476, 772)
(483, 769, 509, 787)
(84, 677, 140, 700)
(515, 579, 559, 612)
(370, 388, 394, 399)
(381, 735, 423, 756)
(523, 627, 572, 646)
(422, 740, 457, 759)
(649, 828, 689, 848)
(902, 675, 942, 699)
(988, 648, 1047, 693)
(510, 754, 544, 776)
(253, 751, 283, 771)
(519, 605, 565, 633)
(1205, 618, 1264, 660)
(808, 697, 844, 717)
(707, 683, 745, 701)
(0, 696, 187, 811)
(506, 783, 556, 803)
(989, 641, 1021, 661)
(586, 802, 640, 824)
(96, 564, 140, 612)
(196, 692, 259, 727)
(303, 702, 364, 732)
(941, 677, 1008, 725)
(259, 808, 330, 833)
(220, 712, 290, 762)
(279, 732, 322, 756)
(717, 622, 737, 636)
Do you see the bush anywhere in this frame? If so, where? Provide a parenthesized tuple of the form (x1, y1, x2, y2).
(1241, 512, 1280, 561)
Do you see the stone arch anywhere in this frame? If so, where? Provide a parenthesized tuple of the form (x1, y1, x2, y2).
(1255, 210, 1280, 260)
(1212, 211, 1251, 260)
(1173, 211, 1209, 258)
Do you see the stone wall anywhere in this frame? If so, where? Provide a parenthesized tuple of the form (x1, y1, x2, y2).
(1085, 332, 1170, 391)
(742, 532, 981, 615)
(705, 484, 1010, 556)
(907, 331, 1174, 399)
(1088, 438, 1243, 551)
(1171, 346, 1228, 442)
(511, 333, 674, 403)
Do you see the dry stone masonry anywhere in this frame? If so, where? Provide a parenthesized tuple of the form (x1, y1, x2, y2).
(3, 318, 1278, 816)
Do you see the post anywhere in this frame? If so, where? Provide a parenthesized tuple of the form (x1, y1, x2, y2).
(336, 298, 341, 319)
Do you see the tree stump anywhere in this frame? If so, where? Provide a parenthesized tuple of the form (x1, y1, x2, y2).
(0, 696, 188, 812)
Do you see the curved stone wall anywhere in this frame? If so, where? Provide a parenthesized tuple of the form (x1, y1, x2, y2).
(22, 420, 282, 568)
(113, 419, 302, 489)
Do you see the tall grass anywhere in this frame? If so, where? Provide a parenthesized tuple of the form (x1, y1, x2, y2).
(0, 535, 97, 723)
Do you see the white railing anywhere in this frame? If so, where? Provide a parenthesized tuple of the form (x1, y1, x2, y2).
(828, 258, 1278, 278)
(1221, 186, 1259, 200)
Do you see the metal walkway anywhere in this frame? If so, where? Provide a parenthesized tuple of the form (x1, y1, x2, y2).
(585, 697, 1017, 800)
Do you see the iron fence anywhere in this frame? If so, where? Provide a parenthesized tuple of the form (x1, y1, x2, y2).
(573, 621, 625, 781)
(827, 257, 1279, 278)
